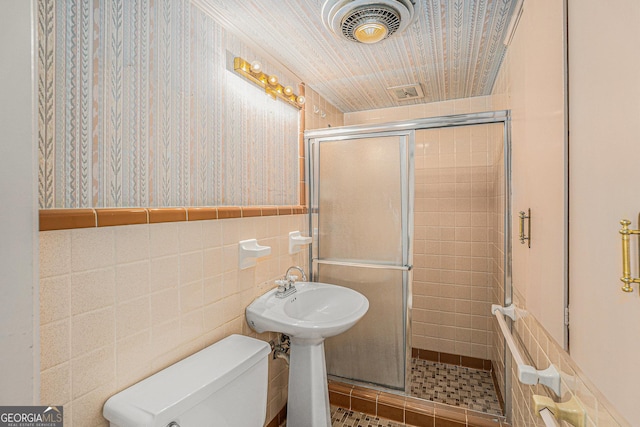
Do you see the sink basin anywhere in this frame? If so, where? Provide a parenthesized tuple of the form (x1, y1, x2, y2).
(246, 281, 369, 339)
(246, 280, 369, 427)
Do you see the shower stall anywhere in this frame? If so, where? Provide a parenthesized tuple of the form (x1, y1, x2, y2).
(306, 111, 512, 413)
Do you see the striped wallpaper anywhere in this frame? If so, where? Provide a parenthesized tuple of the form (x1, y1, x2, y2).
(38, 0, 301, 209)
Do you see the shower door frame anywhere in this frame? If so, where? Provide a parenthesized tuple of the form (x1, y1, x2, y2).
(308, 130, 414, 391)
(305, 110, 513, 406)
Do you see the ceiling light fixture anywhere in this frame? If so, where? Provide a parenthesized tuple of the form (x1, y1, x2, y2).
(354, 21, 388, 44)
(322, 0, 416, 44)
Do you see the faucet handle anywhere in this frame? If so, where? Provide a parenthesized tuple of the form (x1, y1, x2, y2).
(286, 274, 299, 283)
(275, 279, 287, 292)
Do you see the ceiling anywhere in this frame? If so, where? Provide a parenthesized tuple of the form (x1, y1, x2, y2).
(194, 0, 519, 113)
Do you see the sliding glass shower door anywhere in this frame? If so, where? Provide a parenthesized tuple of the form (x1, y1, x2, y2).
(308, 132, 413, 390)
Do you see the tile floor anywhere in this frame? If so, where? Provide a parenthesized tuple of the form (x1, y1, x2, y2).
(331, 406, 406, 427)
(280, 406, 405, 427)
(410, 358, 502, 416)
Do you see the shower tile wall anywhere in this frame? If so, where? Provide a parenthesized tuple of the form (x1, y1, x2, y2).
(412, 124, 503, 360)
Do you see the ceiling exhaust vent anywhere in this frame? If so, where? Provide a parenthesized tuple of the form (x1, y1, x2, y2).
(322, 0, 417, 44)
(387, 83, 424, 101)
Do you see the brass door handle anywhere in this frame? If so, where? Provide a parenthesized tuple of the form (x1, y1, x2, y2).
(519, 209, 531, 248)
(619, 218, 640, 293)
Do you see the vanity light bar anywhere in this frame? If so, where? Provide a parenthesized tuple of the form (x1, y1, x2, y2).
(233, 57, 305, 109)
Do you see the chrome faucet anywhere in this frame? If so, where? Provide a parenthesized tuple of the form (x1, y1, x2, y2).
(285, 265, 307, 282)
(275, 266, 307, 298)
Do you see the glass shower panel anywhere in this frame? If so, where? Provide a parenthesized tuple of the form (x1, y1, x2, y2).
(317, 137, 403, 264)
(313, 133, 411, 391)
(321, 264, 405, 388)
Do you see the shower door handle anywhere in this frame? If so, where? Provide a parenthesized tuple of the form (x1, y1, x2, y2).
(314, 258, 412, 271)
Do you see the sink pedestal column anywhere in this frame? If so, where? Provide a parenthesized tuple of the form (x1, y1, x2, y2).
(287, 337, 331, 427)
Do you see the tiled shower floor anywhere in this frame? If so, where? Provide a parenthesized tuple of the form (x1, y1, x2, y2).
(410, 358, 502, 416)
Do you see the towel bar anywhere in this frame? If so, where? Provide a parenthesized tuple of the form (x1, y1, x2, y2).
(491, 304, 561, 396)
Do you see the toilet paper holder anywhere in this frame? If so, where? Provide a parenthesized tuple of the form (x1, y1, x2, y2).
(533, 394, 586, 427)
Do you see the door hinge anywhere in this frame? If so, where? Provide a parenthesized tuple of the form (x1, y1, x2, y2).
(564, 307, 570, 327)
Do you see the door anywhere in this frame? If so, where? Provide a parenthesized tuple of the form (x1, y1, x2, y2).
(308, 132, 413, 390)
(567, 0, 640, 423)
(507, 0, 568, 349)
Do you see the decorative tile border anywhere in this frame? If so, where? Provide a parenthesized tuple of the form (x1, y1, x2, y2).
(412, 348, 493, 372)
(328, 381, 509, 427)
(95, 208, 148, 227)
(148, 208, 188, 223)
(38, 209, 97, 230)
(39, 206, 308, 231)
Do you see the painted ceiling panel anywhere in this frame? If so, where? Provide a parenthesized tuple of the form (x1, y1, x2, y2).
(194, 0, 517, 113)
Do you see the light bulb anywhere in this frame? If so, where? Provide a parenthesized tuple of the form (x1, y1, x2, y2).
(268, 75, 279, 86)
(283, 86, 293, 96)
(296, 95, 306, 105)
(354, 22, 388, 44)
(250, 60, 262, 73)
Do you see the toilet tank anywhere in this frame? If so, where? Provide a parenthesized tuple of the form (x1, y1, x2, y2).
(103, 334, 271, 427)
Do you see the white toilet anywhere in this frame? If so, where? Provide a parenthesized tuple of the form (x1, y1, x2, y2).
(103, 334, 271, 427)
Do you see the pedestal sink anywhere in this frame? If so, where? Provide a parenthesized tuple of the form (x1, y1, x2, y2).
(246, 281, 369, 427)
